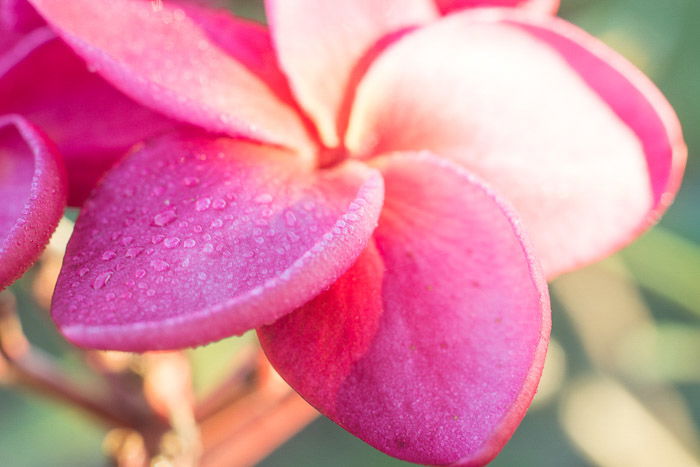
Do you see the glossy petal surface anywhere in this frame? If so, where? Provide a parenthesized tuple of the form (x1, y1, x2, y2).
(266, 0, 437, 147)
(0, 114, 66, 290)
(260, 153, 549, 465)
(346, 10, 685, 277)
(0, 28, 178, 205)
(52, 132, 383, 351)
(435, 0, 559, 15)
(29, 0, 313, 152)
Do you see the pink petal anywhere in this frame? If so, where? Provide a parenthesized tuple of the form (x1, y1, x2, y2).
(1, 0, 43, 34)
(52, 132, 383, 351)
(346, 9, 685, 278)
(435, 0, 559, 15)
(28, 0, 314, 153)
(265, 0, 437, 148)
(0, 114, 66, 290)
(259, 153, 549, 465)
(0, 28, 179, 206)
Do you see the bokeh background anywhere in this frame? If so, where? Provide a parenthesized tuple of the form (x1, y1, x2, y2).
(2, 0, 699, 465)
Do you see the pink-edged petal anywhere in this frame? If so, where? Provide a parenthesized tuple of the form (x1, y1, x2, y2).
(0, 114, 66, 290)
(28, 0, 314, 154)
(259, 153, 550, 465)
(52, 132, 383, 351)
(0, 28, 179, 206)
(265, 0, 438, 148)
(1, 0, 43, 33)
(346, 9, 686, 278)
(435, 0, 559, 15)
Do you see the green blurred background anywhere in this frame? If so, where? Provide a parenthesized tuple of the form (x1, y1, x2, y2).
(2, 0, 700, 465)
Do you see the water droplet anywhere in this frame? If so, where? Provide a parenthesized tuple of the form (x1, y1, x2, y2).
(125, 247, 144, 258)
(164, 237, 181, 249)
(101, 250, 117, 261)
(202, 243, 214, 253)
(135, 269, 147, 279)
(254, 193, 273, 204)
(285, 211, 297, 226)
(183, 176, 200, 187)
(146, 289, 156, 297)
(183, 239, 196, 248)
(193, 225, 203, 233)
(153, 209, 177, 227)
(195, 197, 212, 211)
(254, 237, 265, 244)
(92, 271, 113, 290)
(212, 199, 227, 210)
(150, 259, 170, 272)
(211, 218, 223, 229)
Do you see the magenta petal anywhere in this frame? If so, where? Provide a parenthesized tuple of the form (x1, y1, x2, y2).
(347, 9, 685, 278)
(435, 0, 559, 15)
(265, 0, 437, 147)
(29, 0, 314, 153)
(52, 132, 383, 351)
(0, 28, 179, 206)
(1, 0, 43, 33)
(259, 153, 550, 465)
(0, 114, 66, 290)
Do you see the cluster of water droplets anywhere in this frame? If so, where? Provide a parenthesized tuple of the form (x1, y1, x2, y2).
(56, 140, 376, 325)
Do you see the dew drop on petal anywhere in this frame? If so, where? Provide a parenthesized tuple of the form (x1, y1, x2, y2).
(285, 211, 297, 226)
(212, 199, 227, 210)
(153, 209, 177, 227)
(254, 193, 273, 204)
(92, 271, 113, 290)
(150, 259, 170, 272)
(183, 239, 196, 248)
(164, 237, 181, 249)
(195, 197, 212, 211)
(101, 250, 117, 261)
(125, 247, 144, 258)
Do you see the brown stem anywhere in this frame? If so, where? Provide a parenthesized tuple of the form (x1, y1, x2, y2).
(195, 342, 261, 422)
(0, 291, 137, 428)
(199, 355, 318, 466)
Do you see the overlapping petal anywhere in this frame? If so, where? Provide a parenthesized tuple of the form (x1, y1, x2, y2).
(0, 28, 178, 205)
(346, 9, 685, 277)
(28, 0, 314, 153)
(0, 114, 66, 290)
(1, 0, 43, 34)
(52, 132, 383, 351)
(435, 0, 559, 15)
(259, 153, 549, 465)
(265, 0, 438, 148)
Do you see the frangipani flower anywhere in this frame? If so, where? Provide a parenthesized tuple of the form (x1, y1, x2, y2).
(0, 0, 685, 465)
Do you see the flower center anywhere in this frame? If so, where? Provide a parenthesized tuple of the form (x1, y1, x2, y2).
(318, 146, 349, 169)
